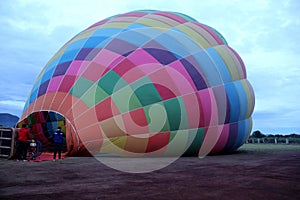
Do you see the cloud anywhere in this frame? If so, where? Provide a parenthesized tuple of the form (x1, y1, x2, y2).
(0, 99, 25, 117)
(244, 48, 300, 130)
(0, 0, 299, 134)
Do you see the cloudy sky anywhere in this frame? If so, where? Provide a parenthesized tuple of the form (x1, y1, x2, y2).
(0, 0, 299, 134)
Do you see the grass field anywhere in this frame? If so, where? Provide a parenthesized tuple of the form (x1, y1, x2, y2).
(240, 143, 300, 151)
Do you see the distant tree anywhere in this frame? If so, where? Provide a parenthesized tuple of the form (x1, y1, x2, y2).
(290, 133, 300, 138)
(251, 130, 266, 138)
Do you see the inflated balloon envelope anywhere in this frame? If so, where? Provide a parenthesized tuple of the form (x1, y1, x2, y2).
(18, 10, 255, 159)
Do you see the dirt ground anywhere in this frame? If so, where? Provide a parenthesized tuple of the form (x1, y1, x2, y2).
(1, 144, 300, 200)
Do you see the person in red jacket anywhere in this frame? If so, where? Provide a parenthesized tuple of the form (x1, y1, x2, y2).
(16, 124, 32, 161)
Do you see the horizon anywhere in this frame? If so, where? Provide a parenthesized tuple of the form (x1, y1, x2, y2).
(1, 112, 299, 135)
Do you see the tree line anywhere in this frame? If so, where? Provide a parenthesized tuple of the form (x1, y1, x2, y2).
(248, 130, 300, 144)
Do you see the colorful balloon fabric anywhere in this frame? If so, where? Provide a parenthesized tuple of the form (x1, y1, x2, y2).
(19, 10, 255, 156)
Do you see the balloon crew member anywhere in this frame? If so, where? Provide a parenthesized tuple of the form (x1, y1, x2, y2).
(53, 127, 64, 161)
(16, 124, 32, 161)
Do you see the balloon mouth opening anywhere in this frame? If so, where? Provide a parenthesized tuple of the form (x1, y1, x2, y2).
(17, 111, 70, 154)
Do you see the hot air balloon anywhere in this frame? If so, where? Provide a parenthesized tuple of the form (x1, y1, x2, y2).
(18, 10, 255, 157)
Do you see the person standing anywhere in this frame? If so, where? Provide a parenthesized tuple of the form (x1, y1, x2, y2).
(53, 127, 64, 161)
(16, 124, 32, 161)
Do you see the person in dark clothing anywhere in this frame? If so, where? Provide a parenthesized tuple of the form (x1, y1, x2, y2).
(16, 124, 32, 161)
(53, 127, 64, 161)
